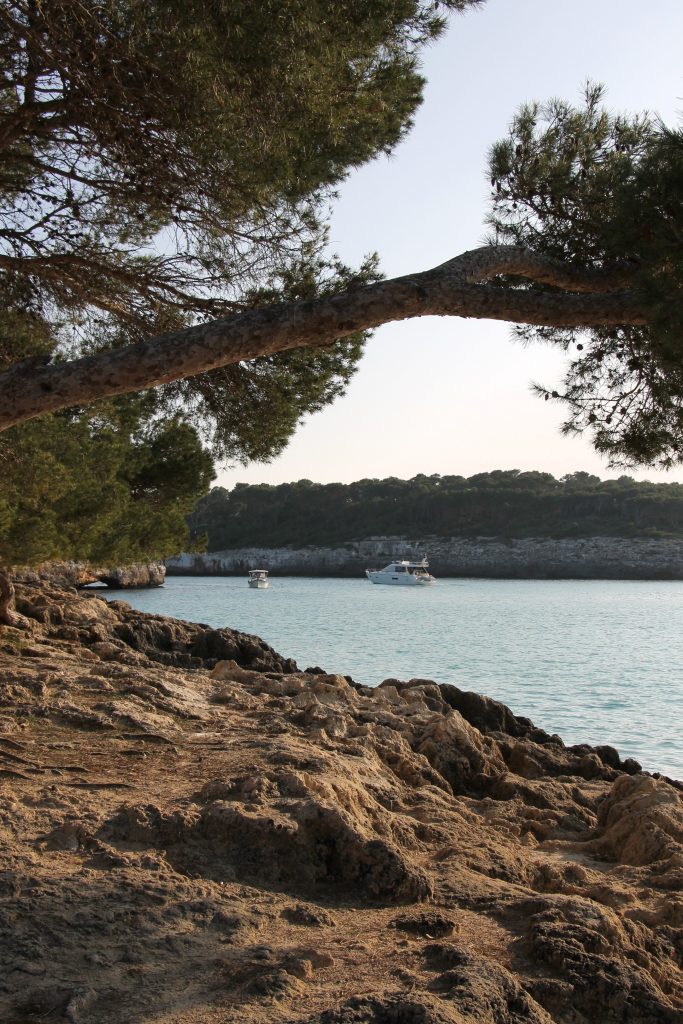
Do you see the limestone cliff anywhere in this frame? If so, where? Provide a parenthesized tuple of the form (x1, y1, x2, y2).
(0, 577, 681, 1022)
(167, 535, 683, 579)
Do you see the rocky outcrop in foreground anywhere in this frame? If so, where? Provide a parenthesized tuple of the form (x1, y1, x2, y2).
(0, 577, 681, 1023)
(27, 561, 167, 589)
(167, 536, 683, 579)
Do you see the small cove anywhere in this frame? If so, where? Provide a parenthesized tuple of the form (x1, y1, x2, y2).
(113, 575, 683, 779)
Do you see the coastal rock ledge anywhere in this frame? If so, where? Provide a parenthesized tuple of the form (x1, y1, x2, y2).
(167, 535, 683, 579)
(20, 560, 167, 589)
(0, 576, 681, 1024)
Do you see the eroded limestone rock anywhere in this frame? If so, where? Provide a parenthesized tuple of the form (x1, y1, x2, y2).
(0, 581, 681, 1024)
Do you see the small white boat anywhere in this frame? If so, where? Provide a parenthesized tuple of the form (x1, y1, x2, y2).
(247, 569, 269, 589)
(365, 558, 436, 586)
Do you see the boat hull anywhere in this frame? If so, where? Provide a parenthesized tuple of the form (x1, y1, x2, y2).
(366, 571, 434, 586)
(248, 580, 269, 588)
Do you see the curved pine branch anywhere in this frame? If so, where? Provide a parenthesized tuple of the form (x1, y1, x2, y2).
(0, 245, 647, 432)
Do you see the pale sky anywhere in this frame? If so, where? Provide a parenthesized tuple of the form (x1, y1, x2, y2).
(217, 0, 683, 490)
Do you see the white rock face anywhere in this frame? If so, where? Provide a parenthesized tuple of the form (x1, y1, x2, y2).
(166, 536, 683, 579)
(98, 562, 167, 588)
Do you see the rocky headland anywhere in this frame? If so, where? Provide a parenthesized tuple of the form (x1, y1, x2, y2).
(1, 575, 682, 1023)
(167, 536, 683, 580)
(45, 561, 167, 589)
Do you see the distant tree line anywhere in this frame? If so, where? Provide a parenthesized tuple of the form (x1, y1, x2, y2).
(187, 472, 683, 550)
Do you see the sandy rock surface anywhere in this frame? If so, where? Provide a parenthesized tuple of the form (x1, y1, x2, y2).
(0, 578, 681, 1023)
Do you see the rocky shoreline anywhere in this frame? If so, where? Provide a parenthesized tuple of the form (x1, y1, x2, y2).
(43, 561, 167, 589)
(1, 576, 682, 1023)
(167, 536, 683, 580)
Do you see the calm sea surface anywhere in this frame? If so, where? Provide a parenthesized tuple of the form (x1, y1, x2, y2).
(112, 575, 683, 780)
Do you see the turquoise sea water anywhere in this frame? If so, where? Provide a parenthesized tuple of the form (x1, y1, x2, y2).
(113, 575, 683, 780)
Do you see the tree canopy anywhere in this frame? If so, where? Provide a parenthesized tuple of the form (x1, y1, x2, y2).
(488, 84, 683, 466)
(187, 474, 683, 550)
(0, 0, 480, 462)
(0, 0, 485, 573)
(0, 393, 214, 566)
(1, 0, 683, 580)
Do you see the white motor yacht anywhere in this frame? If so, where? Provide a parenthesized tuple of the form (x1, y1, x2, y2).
(365, 558, 436, 586)
(247, 569, 269, 589)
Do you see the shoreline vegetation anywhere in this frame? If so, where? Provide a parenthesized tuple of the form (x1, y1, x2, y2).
(1, 573, 681, 1022)
(168, 472, 683, 580)
(188, 474, 683, 550)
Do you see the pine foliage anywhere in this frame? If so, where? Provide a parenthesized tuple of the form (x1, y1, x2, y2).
(488, 84, 683, 466)
(189, 473, 683, 549)
(0, 0, 477, 463)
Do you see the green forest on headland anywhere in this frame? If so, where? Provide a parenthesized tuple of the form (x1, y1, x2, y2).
(188, 472, 683, 550)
